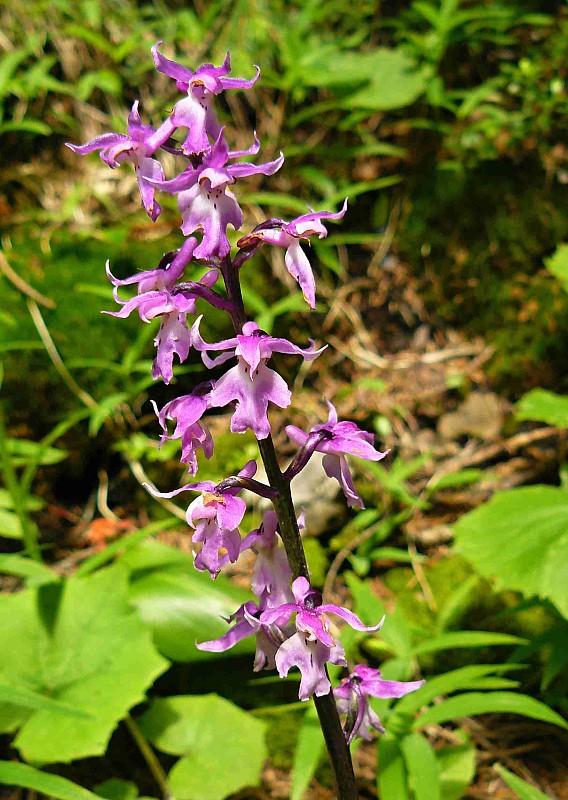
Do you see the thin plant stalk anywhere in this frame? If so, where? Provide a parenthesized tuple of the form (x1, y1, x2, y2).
(125, 714, 172, 800)
(0, 404, 42, 562)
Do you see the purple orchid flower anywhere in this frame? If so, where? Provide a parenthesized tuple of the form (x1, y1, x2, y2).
(196, 600, 288, 671)
(191, 318, 326, 439)
(147, 130, 283, 259)
(66, 101, 165, 221)
(260, 577, 384, 700)
(334, 665, 425, 744)
(237, 201, 347, 308)
(286, 401, 389, 509)
(249, 510, 294, 609)
(102, 238, 226, 384)
(152, 381, 214, 475)
(260, 576, 384, 647)
(146, 44, 260, 157)
(145, 460, 257, 577)
(104, 237, 202, 322)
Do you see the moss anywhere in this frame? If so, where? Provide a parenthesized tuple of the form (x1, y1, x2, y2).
(265, 713, 303, 770)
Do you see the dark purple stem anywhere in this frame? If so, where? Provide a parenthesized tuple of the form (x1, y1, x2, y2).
(219, 255, 358, 800)
(172, 281, 235, 312)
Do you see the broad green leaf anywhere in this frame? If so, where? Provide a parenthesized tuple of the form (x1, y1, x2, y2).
(345, 50, 428, 109)
(516, 389, 568, 428)
(378, 734, 411, 800)
(412, 631, 525, 656)
(401, 732, 441, 800)
(545, 243, 568, 294)
(0, 761, 105, 800)
(298, 48, 426, 110)
(139, 695, 267, 800)
(75, 519, 180, 577)
(0, 565, 168, 763)
(494, 765, 553, 800)
(414, 692, 568, 731)
(454, 487, 568, 618)
(437, 734, 476, 800)
(95, 779, 139, 800)
(290, 706, 325, 800)
(126, 541, 253, 662)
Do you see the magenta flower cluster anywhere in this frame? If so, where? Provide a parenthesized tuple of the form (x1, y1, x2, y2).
(68, 44, 423, 743)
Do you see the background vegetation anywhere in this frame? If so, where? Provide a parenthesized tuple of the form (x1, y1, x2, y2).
(1, 1, 567, 799)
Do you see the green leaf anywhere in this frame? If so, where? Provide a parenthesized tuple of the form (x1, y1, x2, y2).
(544, 243, 568, 294)
(437, 734, 476, 800)
(494, 765, 553, 800)
(414, 692, 568, 731)
(0, 507, 24, 538)
(76, 519, 180, 577)
(88, 393, 129, 436)
(396, 665, 522, 715)
(400, 732, 441, 800)
(412, 631, 525, 656)
(6, 438, 68, 466)
(0, 554, 58, 585)
(0, 488, 43, 510)
(0, 681, 91, 718)
(139, 695, 267, 800)
(0, 119, 52, 135)
(346, 573, 414, 659)
(345, 50, 427, 110)
(0, 761, 106, 800)
(368, 547, 422, 564)
(290, 706, 325, 800)
(454, 486, 568, 618)
(516, 389, 568, 428)
(126, 541, 254, 662)
(377, 734, 411, 800)
(94, 779, 140, 800)
(426, 469, 485, 493)
(298, 47, 426, 110)
(0, 565, 168, 763)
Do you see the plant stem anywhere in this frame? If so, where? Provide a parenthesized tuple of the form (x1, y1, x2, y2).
(220, 258, 358, 800)
(124, 714, 172, 800)
(0, 404, 42, 562)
